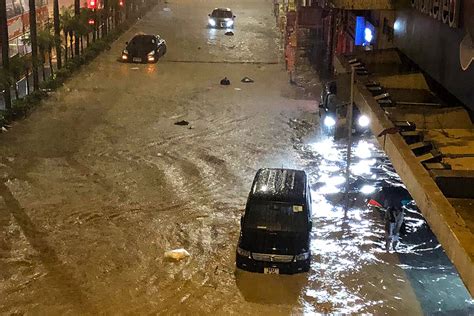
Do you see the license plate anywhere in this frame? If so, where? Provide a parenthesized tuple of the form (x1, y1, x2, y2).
(264, 267, 279, 274)
(133, 57, 142, 62)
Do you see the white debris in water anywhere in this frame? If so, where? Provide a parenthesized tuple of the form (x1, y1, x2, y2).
(164, 248, 190, 260)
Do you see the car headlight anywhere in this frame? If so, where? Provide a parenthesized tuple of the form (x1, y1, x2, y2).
(295, 252, 310, 261)
(237, 247, 250, 258)
(357, 115, 370, 127)
(208, 18, 216, 26)
(226, 20, 234, 27)
(323, 115, 336, 127)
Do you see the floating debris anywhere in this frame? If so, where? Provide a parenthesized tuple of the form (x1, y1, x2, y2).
(220, 77, 230, 85)
(174, 120, 189, 126)
(164, 248, 190, 261)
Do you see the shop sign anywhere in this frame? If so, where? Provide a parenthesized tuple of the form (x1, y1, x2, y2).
(411, 0, 460, 28)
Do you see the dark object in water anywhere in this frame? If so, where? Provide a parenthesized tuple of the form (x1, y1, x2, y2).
(225, 31, 234, 36)
(220, 77, 231, 85)
(175, 120, 189, 126)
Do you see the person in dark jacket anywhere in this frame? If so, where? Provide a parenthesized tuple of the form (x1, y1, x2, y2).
(368, 185, 412, 252)
(385, 205, 404, 251)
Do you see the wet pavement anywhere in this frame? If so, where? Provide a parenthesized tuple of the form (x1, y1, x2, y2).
(0, 0, 473, 314)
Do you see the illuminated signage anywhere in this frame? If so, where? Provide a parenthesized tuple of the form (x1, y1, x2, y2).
(411, 0, 460, 28)
(355, 17, 375, 46)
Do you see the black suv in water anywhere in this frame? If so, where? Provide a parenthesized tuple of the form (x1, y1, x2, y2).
(236, 168, 312, 274)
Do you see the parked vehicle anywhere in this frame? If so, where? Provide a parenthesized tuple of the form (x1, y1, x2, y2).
(121, 34, 167, 63)
(319, 81, 370, 137)
(208, 8, 235, 28)
(236, 168, 312, 274)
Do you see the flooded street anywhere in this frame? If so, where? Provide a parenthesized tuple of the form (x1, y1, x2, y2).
(0, 0, 472, 314)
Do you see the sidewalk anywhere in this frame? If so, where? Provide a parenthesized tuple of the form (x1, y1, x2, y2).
(1, 22, 109, 110)
(334, 51, 474, 297)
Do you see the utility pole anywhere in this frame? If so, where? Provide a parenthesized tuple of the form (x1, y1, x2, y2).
(344, 66, 355, 208)
(29, 0, 39, 91)
(0, 0, 12, 109)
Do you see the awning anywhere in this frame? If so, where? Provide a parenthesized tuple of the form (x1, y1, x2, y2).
(323, 0, 392, 10)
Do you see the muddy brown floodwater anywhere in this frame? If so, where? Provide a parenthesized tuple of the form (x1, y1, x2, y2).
(0, 0, 472, 314)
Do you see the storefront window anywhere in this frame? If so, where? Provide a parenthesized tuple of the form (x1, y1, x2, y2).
(8, 34, 32, 58)
(6, 0, 29, 18)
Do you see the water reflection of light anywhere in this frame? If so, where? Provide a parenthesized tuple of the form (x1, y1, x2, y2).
(353, 140, 374, 159)
(312, 194, 343, 219)
(351, 159, 376, 176)
(360, 185, 376, 194)
(208, 28, 217, 41)
(146, 64, 155, 74)
(317, 175, 346, 194)
(320, 162, 339, 173)
(310, 139, 340, 162)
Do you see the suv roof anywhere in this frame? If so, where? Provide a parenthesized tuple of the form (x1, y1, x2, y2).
(249, 168, 307, 204)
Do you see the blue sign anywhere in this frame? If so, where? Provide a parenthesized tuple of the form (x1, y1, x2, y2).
(355, 16, 376, 46)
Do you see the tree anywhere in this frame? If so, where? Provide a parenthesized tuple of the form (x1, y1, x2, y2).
(0, 0, 12, 109)
(37, 26, 55, 80)
(53, 0, 62, 69)
(74, 0, 80, 56)
(103, 0, 109, 35)
(61, 6, 74, 62)
(8, 55, 27, 99)
(78, 8, 94, 50)
(29, 0, 40, 91)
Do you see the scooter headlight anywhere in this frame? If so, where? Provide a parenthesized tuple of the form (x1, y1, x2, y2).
(208, 18, 216, 26)
(323, 116, 336, 127)
(358, 115, 370, 127)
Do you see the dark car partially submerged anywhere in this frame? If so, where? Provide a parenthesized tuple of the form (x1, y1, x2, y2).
(236, 168, 313, 274)
(208, 8, 235, 28)
(319, 80, 370, 137)
(121, 34, 166, 63)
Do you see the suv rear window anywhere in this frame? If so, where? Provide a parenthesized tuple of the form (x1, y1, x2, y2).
(244, 202, 308, 232)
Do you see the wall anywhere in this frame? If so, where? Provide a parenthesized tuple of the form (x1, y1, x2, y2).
(393, 3, 474, 111)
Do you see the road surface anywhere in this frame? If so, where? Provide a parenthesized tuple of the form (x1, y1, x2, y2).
(0, 0, 472, 314)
